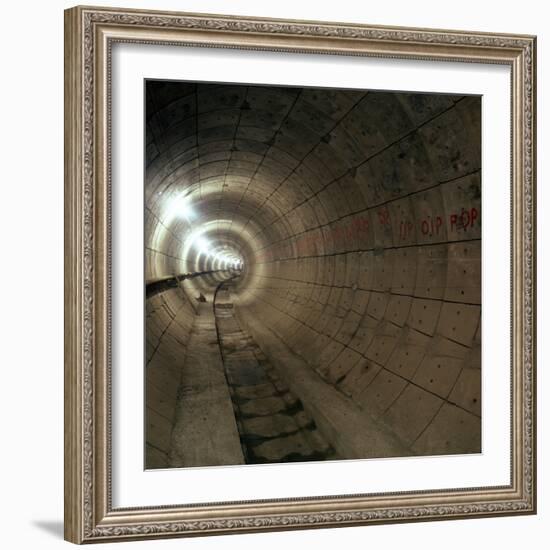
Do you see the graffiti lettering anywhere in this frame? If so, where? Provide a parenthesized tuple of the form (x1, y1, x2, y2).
(450, 207, 478, 232)
(377, 208, 390, 226)
(420, 215, 443, 237)
(399, 220, 414, 240)
(257, 205, 479, 262)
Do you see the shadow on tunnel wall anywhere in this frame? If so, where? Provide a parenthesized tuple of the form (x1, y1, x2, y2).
(144, 79, 481, 470)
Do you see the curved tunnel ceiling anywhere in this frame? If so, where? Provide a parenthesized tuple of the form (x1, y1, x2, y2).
(145, 80, 482, 466)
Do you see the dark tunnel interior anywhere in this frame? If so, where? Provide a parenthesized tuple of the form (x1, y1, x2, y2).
(144, 80, 482, 469)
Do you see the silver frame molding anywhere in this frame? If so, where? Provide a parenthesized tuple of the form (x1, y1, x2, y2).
(64, 5, 537, 544)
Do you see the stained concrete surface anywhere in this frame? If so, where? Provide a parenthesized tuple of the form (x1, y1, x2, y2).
(170, 300, 244, 468)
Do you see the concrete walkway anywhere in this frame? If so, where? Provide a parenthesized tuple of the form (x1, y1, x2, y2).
(170, 301, 245, 468)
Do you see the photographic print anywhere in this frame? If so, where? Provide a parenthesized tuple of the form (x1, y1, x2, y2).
(144, 80, 482, 469)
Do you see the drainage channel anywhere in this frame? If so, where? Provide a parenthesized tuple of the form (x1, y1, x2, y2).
(213, 278, 336, 464)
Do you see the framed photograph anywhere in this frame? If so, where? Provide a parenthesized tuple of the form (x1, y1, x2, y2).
(64, 5, 537, 543)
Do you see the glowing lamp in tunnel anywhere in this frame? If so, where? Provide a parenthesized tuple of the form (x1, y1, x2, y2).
(162, 193, 197, 225)
(179, 202, 195, 221)
(194, 236, 211, 254)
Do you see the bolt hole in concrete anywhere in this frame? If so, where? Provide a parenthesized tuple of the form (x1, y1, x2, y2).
(144, 80, 481, 469)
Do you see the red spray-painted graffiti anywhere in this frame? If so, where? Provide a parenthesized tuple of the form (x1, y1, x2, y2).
(256, 206, 479, 261)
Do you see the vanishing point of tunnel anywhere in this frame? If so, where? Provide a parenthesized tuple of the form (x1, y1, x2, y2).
(144, 80, 481, 469)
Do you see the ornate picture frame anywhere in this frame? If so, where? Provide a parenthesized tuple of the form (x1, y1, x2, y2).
(64, 5, 536, 543)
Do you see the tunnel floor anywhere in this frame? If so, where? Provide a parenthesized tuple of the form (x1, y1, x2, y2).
(213, 279, 336, 464)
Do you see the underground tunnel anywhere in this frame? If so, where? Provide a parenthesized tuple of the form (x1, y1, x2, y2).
(144, 80, 481, 469)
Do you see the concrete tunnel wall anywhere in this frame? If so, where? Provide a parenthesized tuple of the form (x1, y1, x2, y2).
(144, 81, 482, 468)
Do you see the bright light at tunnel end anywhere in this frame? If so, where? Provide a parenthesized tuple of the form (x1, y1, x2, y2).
(188, 234, 244, 271)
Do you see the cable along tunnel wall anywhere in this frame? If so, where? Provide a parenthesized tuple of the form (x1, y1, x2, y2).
(145, 81, 482, 469)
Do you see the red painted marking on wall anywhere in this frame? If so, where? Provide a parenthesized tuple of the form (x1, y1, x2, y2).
(420, 215, 443, 237)
(261, 215, 371, 260)
(450, 207, 478, 232)
(399, 220, 414, 240)
(256, 205, 479, 262)
(377, 208, 390, 226)
(351, 216, 370, 234)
